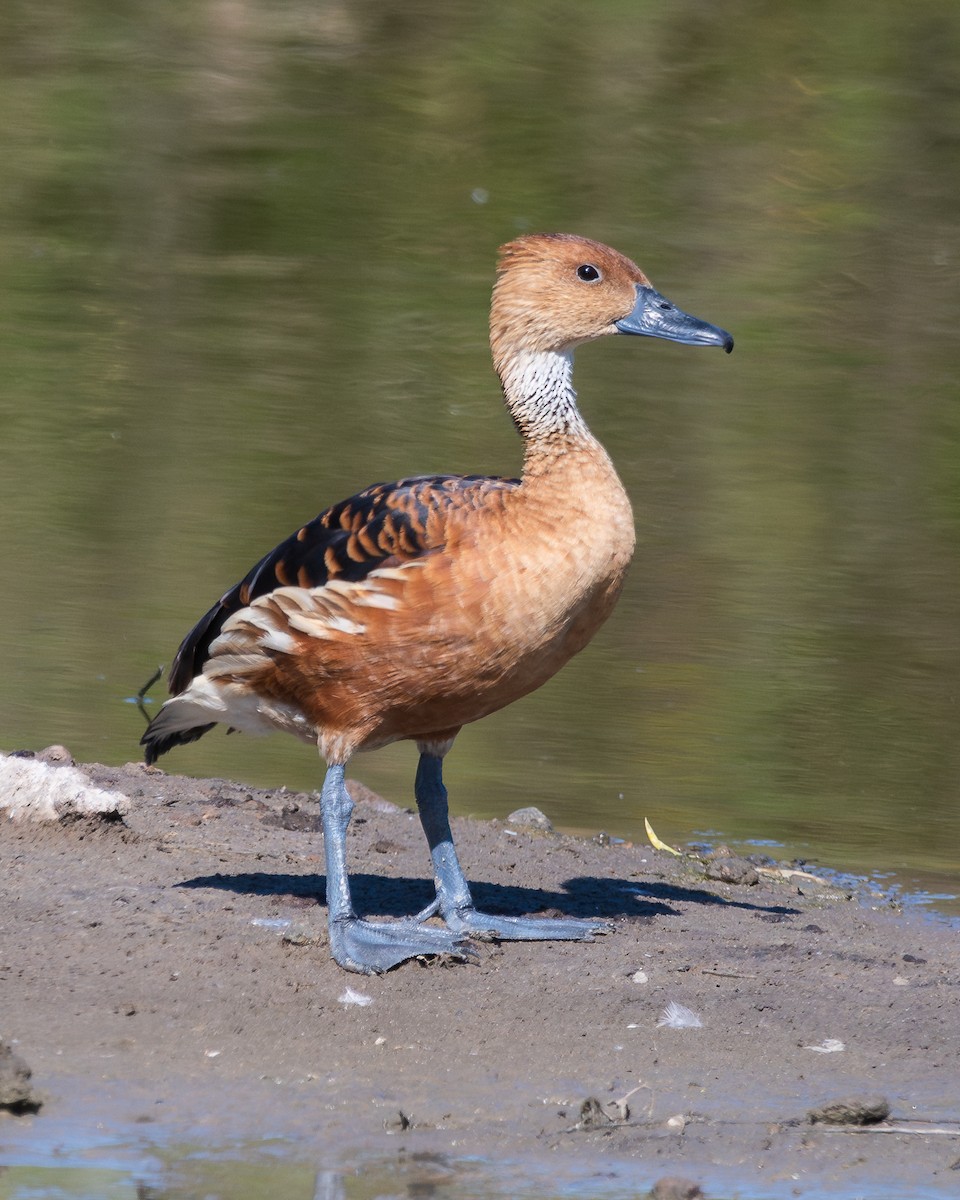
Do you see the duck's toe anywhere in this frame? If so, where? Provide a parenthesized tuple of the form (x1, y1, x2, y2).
(442, 907, 613, 942)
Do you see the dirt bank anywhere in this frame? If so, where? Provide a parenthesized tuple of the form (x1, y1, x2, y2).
(1, 751, 958, 1197)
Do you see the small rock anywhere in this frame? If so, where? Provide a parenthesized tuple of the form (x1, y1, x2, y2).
(506, 805, 553, 831)
(0, 1041, 41, 1113)
(36, 744, 74, 767)
(650, 1177, 703, 1200)
(746, 852, 776, 867)
(705, 856, 759, 886)
(346, 779, 405, 814)
(0, 754, 130, 823)
(807, 1095, 891, 1126)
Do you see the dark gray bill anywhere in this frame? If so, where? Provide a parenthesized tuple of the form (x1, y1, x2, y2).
(615, 284, 734, 353)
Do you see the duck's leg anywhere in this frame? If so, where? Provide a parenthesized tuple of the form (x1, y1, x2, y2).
(414, 752, 611, 941)
(319, 763, 476, 973)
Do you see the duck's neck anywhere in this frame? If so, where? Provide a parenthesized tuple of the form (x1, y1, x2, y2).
(497, 348, 600, 475)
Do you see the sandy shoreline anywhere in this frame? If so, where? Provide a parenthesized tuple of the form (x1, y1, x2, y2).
(1, 750, 959, 1197)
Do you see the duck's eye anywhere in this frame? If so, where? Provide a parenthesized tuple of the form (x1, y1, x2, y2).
(576, 263, 601, 283)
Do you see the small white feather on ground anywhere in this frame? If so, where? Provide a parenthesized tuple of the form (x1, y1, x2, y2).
(657, 1001, 703, 1029)
(804, 1037, 845, 1054)
(338, 987, 374, 1007)
(0, 753, 130, 822)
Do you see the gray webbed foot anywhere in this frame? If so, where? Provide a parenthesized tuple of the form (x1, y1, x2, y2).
(414, 752, 615, 948)
(329, 915, 478, 975)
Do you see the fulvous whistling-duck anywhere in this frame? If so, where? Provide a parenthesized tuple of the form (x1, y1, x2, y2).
(142, 233, 733, 974)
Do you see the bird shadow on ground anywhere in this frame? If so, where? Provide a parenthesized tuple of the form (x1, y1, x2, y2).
(176, 871, 800, 922)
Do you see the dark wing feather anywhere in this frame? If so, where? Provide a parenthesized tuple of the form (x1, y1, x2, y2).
(167, 473, 517, 694)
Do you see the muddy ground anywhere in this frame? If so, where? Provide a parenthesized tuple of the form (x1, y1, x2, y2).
(1, 749, 959, 1198)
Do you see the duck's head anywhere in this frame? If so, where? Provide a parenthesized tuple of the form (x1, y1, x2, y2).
(490, 232, 733, 363)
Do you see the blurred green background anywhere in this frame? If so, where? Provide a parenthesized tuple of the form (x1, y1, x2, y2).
(2, 0, 959, 905)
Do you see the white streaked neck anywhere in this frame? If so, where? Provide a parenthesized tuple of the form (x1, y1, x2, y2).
(497, 348, 590, 446)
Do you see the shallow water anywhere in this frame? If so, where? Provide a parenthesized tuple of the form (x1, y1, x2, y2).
(0, 1142, 925, 1200)
(0, 1154, 716, 1200)
(2, 0, 960, 906)
(0, 1135, 950, 1200)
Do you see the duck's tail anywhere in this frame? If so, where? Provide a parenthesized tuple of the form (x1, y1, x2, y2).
(140, 694, 217, 765)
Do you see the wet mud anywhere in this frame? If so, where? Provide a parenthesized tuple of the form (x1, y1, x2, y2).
(1, 752, 959, 1197)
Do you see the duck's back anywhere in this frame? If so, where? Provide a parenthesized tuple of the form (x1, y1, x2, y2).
(168, 471, 518, 694)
